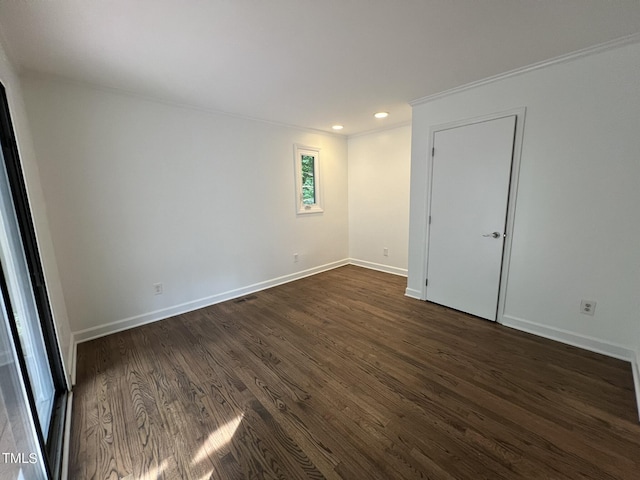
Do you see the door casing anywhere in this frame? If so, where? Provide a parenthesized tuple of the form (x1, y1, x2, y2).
(421, 107, 526, 325)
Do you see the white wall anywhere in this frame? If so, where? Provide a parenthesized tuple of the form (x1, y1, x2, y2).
(0, 44, 73, 380)
(21, 76, 349, 336)
(408, 41, 640, 358)
(348, 125, 411, 275)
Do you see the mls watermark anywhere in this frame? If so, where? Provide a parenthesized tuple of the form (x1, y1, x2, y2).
(1, 452, 38, 464)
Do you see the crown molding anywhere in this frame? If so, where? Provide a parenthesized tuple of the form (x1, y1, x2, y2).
(19, 70, 346, 139)
(410, 33, 640, 107)
(347, 120, 412, 139)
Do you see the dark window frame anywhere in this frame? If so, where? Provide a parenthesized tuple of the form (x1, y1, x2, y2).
(0, 82, 68, 479)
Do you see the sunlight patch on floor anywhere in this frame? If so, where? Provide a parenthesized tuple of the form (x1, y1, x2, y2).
(192, 413, 244, 465)
(197, 470, 215, 480)
(137, 458, 168, 480)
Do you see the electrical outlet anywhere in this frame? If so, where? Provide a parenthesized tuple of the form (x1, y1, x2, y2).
(580, 299, 596, 316)
(383, 247, 389, 257)
(153, 283, 163, 295)
(293, 253, 299, 263)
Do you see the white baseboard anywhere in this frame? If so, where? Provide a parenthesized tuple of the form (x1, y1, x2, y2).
(632, 351, 640, 422)
(348, 258, 407, 277)
(503, 314, 640, 423)
(404, 288, 422, 300)
(70, 335, 77, 386)
(72, 259, 350, 345)
(60, 392, 73, 480)
(67, 264, 640, 424)
(65, 333, 74, 388)
(501, 314, 635, 362)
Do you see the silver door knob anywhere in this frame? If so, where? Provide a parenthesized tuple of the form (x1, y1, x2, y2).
(482, 232, 501, 238)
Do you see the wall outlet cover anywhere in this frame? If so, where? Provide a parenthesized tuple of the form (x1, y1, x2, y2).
(580, 299, 596, 316)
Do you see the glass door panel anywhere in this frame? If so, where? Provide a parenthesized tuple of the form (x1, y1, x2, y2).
(0, 289, 47, 480)
(0, 147, 55, 439)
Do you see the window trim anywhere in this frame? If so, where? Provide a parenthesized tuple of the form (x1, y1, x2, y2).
(293, 144, 323, 214)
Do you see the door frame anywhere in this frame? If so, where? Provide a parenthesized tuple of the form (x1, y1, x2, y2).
(0, 82, 69, 479)
(421, 107, 526, 324)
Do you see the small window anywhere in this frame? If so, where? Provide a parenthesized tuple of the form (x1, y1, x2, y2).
(294, 145, 323, 214)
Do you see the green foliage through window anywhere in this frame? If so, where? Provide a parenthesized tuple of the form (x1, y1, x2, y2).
(301, 154, 316, 204)
(294, 145, 322, 214)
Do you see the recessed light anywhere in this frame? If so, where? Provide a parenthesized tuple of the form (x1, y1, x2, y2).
(332, 125, 344, 130)
(374, 112, 389, 119)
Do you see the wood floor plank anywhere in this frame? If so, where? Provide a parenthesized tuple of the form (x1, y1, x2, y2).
(70, 265, 640, 479)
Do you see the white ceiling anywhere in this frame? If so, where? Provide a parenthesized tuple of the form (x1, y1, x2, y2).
(0, 1, 639, 135)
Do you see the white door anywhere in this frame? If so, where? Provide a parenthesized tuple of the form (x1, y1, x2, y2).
(426, 116, 516, 320)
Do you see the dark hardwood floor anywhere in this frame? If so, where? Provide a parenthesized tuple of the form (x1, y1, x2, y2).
(70, 265, 640, 479)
